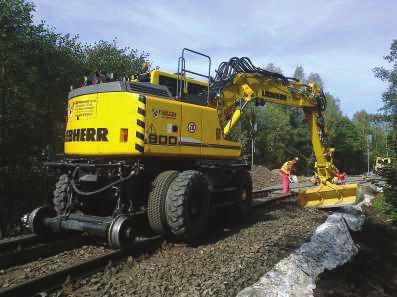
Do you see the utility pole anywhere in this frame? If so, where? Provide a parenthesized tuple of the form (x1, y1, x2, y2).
(367, 134, 372, 175)
(251, 123, 257, 167)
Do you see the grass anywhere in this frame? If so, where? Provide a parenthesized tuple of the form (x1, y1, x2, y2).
(373, 192, 397, 224)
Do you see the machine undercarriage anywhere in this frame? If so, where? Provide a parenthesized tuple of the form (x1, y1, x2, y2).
(29, 158, 251, 249)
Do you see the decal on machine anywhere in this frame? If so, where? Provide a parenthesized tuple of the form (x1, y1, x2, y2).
(263, 90, 287, 101)
(68, 97, 98, 120)
(151, 108, 177, 119)
(65, 128, 108, 142)
(187, 122, 197, 133)
(148, 133, 177, 146)
(152, 108, 160, 119)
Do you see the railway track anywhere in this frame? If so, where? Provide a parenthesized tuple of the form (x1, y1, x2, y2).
(0, 232, 69, 255)
(0, 189, 295, 297)
(0, 234, 98, 270)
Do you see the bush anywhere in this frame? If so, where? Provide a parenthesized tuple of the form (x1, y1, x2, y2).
(377, 166, 397, 224)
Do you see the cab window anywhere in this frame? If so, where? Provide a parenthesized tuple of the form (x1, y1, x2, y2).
(188, 82, 207, 96)
(159, 75, 179, 97)
(185, 82, 207, 105)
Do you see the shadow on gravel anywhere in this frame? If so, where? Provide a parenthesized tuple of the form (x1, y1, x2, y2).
(187, 200, 309, 248)
(315, 206, 397, 297)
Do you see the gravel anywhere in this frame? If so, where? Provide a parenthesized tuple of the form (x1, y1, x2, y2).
(0, 244, 111, 288)
(63, 200, 326, 297)
(250, 166, 280, 190)
(2, 166, 329, 296)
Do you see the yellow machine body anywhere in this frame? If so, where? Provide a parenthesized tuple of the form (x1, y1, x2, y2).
(65, 64, 358, 208)
(65, 70, 240, 158)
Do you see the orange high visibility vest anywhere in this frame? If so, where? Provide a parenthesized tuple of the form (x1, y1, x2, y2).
(280, 161, 294, 175)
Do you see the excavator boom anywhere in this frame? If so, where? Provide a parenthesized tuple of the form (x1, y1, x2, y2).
(211, 58, 358, 208)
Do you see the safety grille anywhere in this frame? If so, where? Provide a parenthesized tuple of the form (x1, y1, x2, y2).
(128, 82, 171, 98)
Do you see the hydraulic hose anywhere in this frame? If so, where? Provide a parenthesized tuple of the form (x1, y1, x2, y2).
(70, 166, 137, 196)
(210, 57, 292, 98)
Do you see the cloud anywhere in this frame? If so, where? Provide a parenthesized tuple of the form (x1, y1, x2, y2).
(32, 0, 395, 117)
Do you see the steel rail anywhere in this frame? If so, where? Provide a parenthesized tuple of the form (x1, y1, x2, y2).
(0, 234, 96, 269)
(252, 191, 298, 207)
(0, 236, 164, 297)
(0, 232, 73, 255)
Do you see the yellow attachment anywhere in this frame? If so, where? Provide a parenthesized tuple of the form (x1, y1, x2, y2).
(297, 182, 358, 208)
(223, 108, 241, 136)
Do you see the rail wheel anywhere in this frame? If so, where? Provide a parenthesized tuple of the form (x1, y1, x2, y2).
(231, 169, 253, 220)
(147, 170, 179, 235)
(107, 215, 136, 249)
(165, 170, 210, 240)
(53, 174, 69, 214)
(28, 206, 56, 236)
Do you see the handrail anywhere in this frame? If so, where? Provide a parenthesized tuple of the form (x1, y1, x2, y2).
(177, 48, 211, 104)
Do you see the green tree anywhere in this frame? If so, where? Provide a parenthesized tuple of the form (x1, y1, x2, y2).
(253, 105, 291, 168)
(293, 65, 305, 81)
(307, 72, 324, 89)
(0, 0, 87, 237)
(323, 93, 343, 141)
(331, 117, 365, 174)
(374, 40, 397, 157)
(85, 40, 149, 80)
(352, 110, 388, 167)
(264, 63, 283, 74)
(373, 40, 397, 223)
(0, 0, 150, 237)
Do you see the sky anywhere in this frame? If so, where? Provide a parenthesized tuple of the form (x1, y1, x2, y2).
(32, 0, 395, 118)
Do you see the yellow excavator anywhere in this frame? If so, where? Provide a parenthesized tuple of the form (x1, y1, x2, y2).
(374, 156, 393, 175)
(28, 48, 358, 249)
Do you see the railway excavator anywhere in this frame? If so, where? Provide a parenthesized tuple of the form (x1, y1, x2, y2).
(28, 49, 358, 249)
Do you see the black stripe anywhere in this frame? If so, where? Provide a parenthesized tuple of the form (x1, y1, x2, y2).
(179, 141, 202, 147)
(138, 95, 146, 104)
(178, 141, 240, 150)
(137, 107, 145, 116)
(136, 131, 144, 140)
(137, 119, 145, 128)
(208, 143, 240, 150)
(135, 143, 144, 152)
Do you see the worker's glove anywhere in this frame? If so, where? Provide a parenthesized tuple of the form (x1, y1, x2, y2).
(289, 175, 298, 183)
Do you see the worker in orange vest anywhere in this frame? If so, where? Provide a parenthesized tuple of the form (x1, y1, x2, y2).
(279, 157, 299, 193)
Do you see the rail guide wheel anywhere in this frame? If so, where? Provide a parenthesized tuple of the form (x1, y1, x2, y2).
(107, 215, 136, 249)
(28, 205, 56, 236)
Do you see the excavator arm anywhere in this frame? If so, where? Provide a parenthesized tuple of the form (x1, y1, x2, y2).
(210, 62, 358, 208)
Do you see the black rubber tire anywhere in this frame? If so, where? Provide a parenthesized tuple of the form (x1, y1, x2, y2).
(53, 174, 69, 214)
(165, 170, 210, 240)
(147, 170, 179, 235)
(231, 169, 253, 220)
